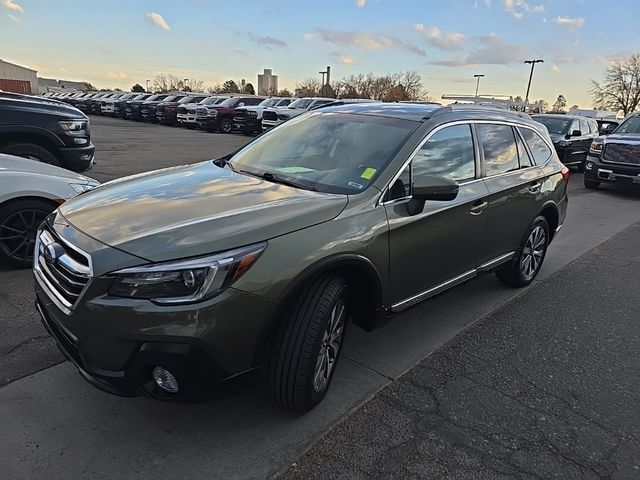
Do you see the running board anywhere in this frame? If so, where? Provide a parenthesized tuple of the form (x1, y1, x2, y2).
(390, 251, 515, 313)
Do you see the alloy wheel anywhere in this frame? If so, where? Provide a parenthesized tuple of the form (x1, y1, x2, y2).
(520, 225, 546, 281)
(0, 209, 48, 262)
(313, 299, 346, 393)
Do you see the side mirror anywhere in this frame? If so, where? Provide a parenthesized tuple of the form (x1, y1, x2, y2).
(407, 175, 459, 216)
(570, 129, 582, 137)
(238, 102, 245, 107)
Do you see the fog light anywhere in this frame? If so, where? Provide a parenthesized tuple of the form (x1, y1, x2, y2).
(585, 162, 593, 171)
(152, 366, 179, 393)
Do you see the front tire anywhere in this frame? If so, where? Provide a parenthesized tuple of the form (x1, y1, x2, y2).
(496, 216, 549, 288)
(219, 118, 233, 134)
(2, 143, 60, 167)
(268, 275, 349, 412)
(0, 199, 55, 268)
(584, 178, 600, 189)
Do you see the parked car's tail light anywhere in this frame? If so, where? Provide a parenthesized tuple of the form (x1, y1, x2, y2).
(108, 243, 266, 304)
(561, 166, 570, 184)
(589, 141, 604, 156)
(59, 119, 89, 137)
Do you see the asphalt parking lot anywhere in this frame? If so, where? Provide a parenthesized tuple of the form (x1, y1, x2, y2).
(2, 116, 640, 479)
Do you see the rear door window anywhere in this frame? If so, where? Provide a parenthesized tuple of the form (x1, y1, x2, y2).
(514, 129, 533, 167)
(519, 128, 552, 165)
(579, 119, 590, 136)
(477, 124, 519, 176)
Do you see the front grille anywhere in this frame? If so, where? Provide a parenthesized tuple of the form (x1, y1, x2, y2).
(177, 106, 187, 114)
(602, 143, 640, 165)
(234, 110, 249, 120)
(35, 229, 91, 310)
(156, 106, 165, 113)
(263, 111, 278, 121)
(101, 102, 106, 106)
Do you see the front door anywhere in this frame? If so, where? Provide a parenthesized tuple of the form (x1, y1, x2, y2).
(384, 123, 490, 306)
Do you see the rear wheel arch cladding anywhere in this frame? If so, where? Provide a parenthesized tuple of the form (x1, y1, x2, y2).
(539, 203, 559, 241)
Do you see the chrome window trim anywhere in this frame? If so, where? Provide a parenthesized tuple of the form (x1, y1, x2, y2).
(379, 119, 553, 206)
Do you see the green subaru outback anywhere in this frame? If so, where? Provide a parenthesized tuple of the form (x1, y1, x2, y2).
(34, 103, 568, 412)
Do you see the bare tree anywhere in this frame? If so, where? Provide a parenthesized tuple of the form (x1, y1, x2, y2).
(278, 88, 293, 97)
(331, 70, 426, 101)
(295, 78, 322, 97)
(551, 94, 567, 113)
(536, 99, 549, 113)
(188, 79, 205, 93)
(590, 53, 640, 115)
(153, 73, 182, 93)
(221, 80, 240, 94)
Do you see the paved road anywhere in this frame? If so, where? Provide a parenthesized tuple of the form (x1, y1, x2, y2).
(1, 116, 639, 479)
(281, 222, 640, 480)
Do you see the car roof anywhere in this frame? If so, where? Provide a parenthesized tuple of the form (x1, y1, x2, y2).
(533, 113, 595, 121)
(319, 102, 536, 124)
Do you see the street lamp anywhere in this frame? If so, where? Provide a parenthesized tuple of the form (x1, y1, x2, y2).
(183, 78, 189, 91)
(524, 59, 543, 103)
(473, 74, 484, 97)
(146, 79, 150, 92)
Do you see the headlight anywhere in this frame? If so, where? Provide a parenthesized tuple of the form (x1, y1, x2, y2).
(69, 182, 98, 194)
(108, 243, 266, 304)
(59, 119, 89, 136)
(207, 109, 218, 117)
(589, 141, 604, 156)
(278, 114, 290, 120)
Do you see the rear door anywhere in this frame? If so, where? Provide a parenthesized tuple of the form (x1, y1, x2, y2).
(479, 123, 546, 262)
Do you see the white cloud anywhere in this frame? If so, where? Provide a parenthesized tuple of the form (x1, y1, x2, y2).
(548, 64, 560, 72)
(502, 0, 544, 19)
(312, 28, 426, 57)
(303, 33, 316, 41)
(430, 33, 529, 66)
(145, 12, 170, 32)
(414, 24, 465, 52)
(6, 12, 19, 22)
(355, 0, 366, 7)
(331, 51, 356, 65)
(553, 16, 585, 29)
(1, 0, 23, 13)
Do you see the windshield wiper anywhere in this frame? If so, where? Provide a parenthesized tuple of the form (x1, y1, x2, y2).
(239, 169, 318, 192)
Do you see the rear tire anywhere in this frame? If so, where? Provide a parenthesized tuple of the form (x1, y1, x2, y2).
(2, 143, 60, 167)
(496, 216, 549, 288)
(0, 199, 55, 268)
(584, 178, 600, 189)
(268, 275, 349, 412)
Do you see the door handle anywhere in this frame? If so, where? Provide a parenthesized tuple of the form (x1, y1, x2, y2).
(529, 182, 541, 193)
(469, 201, 488, 216)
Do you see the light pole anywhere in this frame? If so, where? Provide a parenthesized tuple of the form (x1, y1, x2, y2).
(319, 70, 327, 88)
(524, 59, 543, 103)
(183, 78, 189, 91)
(146, 79, 150, 92)
(473, 74, 484, 97)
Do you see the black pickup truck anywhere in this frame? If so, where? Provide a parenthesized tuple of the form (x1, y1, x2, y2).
(0, 92, 95, 172)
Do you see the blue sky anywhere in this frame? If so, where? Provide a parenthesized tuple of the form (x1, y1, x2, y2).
(1, 0, 638, 106)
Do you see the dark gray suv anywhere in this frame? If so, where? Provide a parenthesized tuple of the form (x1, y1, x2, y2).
(34, 104, 569, 412)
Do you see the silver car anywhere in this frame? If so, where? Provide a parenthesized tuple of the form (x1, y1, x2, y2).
(0, 154, 99, 267)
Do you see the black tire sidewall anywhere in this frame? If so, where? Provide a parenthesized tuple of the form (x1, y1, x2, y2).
(0, 199, 55, 267)
(4, 143, 60, 166)
(515, 216, 549, 286)
(306, 282, 349, 407)
(220, 119, 233, 133)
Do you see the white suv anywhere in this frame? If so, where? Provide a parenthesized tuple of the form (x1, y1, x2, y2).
(262, 97, 335, 130)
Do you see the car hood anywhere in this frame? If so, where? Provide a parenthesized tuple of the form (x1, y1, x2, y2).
(548, 133, 567, 144)
(0, 154, 96, 183)
(603, 133, 640, 143)
(59, 161, 348, 262)
(0, 95, 86, 119)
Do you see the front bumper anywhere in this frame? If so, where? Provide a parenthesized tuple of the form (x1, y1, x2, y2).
(35, 276, 277, 400)
(262, 120, 283, 130)
(234, 117, 260, 132)
(59, 143, 95, 172)
(177, 114, 199, 125)
(198, 117, 219, 130)
(584, 155, 640, 185)
(157, 113, 177, 124)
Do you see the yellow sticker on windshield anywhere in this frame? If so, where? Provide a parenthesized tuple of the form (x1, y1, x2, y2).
(361, 167, 377, 180)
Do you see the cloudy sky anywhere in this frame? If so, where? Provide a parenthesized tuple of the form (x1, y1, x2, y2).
(1, 0, 638, 106)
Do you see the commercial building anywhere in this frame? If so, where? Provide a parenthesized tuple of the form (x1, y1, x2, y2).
(0, 59, 39, 94)
(38, 77, 86, 93)
(257, 68, 278, 95)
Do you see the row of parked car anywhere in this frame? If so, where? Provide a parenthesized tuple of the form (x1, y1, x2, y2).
(43, 90, 341, 134)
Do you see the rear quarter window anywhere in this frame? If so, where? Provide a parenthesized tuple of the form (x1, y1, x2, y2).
(519, 127, 552, 165)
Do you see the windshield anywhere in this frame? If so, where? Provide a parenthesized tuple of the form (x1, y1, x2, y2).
(229, 112, 417, 194)
(288, 99, 314, 109)
(219, 97, 237, 107)
(615, 116, 640, 134)
(200, 97, 220, 105)
(178, 96, 196, 103)
(260, 98, 279, 107)
(534, 116, 572, 135)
